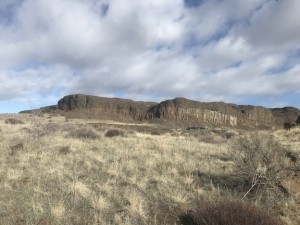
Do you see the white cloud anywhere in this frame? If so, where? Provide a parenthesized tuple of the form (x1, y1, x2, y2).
(0, 0, 299, 109)
(245, 0, 300, 49)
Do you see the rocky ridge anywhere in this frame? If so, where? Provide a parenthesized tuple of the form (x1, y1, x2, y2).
(57, 94, 157, 121)
(20, 94, 300, 128)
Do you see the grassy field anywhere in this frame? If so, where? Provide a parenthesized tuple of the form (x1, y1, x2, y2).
(0, 113, 299, 225)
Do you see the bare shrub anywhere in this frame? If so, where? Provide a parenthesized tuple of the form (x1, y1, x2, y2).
(285, 150, 300, 175)
(198, 133, 226, 144)
(150, 130, 161, 135)
(125, 129, 136, 136)
(224, 130, 238, 139)
(43, 123, 62, 134)
(181, 201, 283, 225)
(10, 143, 24, 156)
(61, 123, 77, 132)
(69, 126, 100, 139)
(20, 127, 31, 133)
(105, 129, 124, 138)
(5, 118, 24, 125)
(58, 146, 71, 155)
(231, 132, 290, 198)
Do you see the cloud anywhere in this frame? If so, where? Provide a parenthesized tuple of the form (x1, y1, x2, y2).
(244, 0, 300, 49)
(0, 0, 300, 110)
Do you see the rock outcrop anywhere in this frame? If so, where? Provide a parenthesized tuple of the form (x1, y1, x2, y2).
(146, 98, 279, 127)
(270, 107, 300, 125)
(20, 94, 300, 129)
(57, 94, 156, 120)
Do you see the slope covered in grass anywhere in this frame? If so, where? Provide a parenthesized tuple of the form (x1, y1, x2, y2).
(0, 114, 298, 224)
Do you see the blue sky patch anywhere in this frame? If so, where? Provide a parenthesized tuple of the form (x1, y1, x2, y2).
(100, 4, 109, 17)
(184, 0, 204, 8)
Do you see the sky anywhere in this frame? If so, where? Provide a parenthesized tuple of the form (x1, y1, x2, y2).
(0, 0, 300, 113)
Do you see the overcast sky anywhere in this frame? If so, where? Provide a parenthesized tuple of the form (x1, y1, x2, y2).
(0, 0, 300, 113)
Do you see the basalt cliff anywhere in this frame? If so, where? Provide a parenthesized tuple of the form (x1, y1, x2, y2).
(21, 94, 300, 129)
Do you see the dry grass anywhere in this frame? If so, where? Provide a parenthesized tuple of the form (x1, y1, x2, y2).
(0, 114, 299, 224)
(69, 126, 100, 139)
(5, 118, 25, 124)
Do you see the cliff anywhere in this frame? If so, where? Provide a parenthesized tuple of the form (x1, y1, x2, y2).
(146, 98, 278, 127)
(57, 94, 156, 120)
(21, 94, 300, 129)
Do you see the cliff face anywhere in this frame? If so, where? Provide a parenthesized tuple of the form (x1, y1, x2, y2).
(46, 94, 300, 128)
(146, 98, 273, 126)
(270, 107, 300, 124)
(145, 98, 300, 127)
(57, 94, 156, 120)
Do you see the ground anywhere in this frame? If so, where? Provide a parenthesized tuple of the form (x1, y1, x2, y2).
(0, 113, 299, 225)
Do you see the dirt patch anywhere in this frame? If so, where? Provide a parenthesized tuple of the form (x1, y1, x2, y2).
(285, 177, 300, 194)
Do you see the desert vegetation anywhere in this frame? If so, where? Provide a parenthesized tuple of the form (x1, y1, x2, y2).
(0, 113, 299, 224)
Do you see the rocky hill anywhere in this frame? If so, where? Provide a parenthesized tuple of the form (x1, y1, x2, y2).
(146, 98, 273, 127)
(57, 94, 157, 121)
(146, 97, 300, 128)
(20, 94, 300, 129)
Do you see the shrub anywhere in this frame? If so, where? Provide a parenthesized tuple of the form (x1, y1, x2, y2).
(58, 146, 71, 155)
(198, 133, 226, 144)
(231, 132, 290, 198)
(5, 118, 24, 125)
(105, 129, 124, 138)
(69, 126, 100, 139)
(181, 201, 283, 225)
(61, 123, 77, 132)
(10, 143, 24, 156)
(150, 130, 161, 135)
(224, 130, 238, 139)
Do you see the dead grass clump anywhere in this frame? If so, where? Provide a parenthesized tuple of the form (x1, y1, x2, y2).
(231, 132, 290, 198)
(43, 123, 62, 134)
(5, 118, 24, 125)
(198, 133, 226, 144)
(10, 143, 24, 156)
(58, 146, 71, 155)
(69, 126, 100, 139)
(105, 129, 124, 138)
(125, 129, 136, 136)
(21, 127, 31, 133)
(224, 130, 238, 139)
(61, 123, 77, 132)
(150, 130, 161, 135)
(181, 201, 283, 225)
